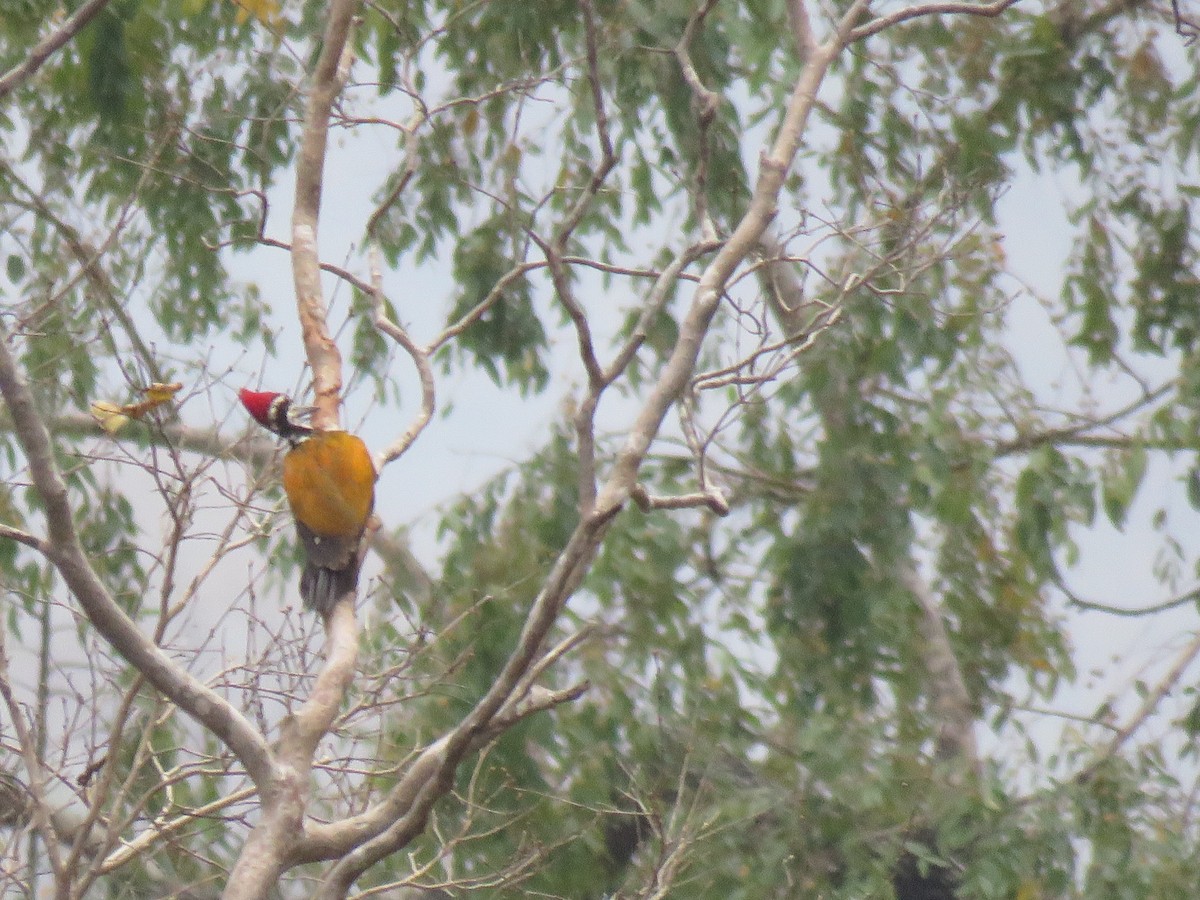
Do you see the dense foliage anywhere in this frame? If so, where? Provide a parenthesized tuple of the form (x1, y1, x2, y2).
(2, 0, 1200, 896)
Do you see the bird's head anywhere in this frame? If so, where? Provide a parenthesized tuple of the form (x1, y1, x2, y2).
(238, 388, 314, 440)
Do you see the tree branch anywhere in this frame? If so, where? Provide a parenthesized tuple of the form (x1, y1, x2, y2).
(595, 0, 872, 514)
(299, 506, 617, 889)
(849, 0, 1022, 43)
(673, 0, 723, 240)
(0, 328, 275, 792)
(0, 0, 115, 100)
(1074, 630, 1200, 784)
(897, 563, 981, 780)
(371, 247, 436, 466)
(228, 2, 365, 896)
(291, 0, 361, 427)
(0, 522, 45, 551)
(296, 10, 877, 892)
(0, 625, 65, 884)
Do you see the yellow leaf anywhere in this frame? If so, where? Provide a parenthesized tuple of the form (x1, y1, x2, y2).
(230, 0, 282, 28)
(117, 382, 184, 420)
(90, 401, 131, 436)
(462, 106, 479, 137)
(142, 381, 183, 406)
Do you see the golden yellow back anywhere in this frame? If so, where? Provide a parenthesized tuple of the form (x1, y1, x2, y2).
(282, 430, 376, 538)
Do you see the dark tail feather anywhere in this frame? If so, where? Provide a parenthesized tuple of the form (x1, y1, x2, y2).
(300, 564, 360, 615)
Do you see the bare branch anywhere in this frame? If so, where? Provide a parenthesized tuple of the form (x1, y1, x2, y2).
(849, 0, 1022, 43)
(596, 1, 871, 514)
(604, 241, 722, 385)
(1174, 0, 1200, 44)
(2, 157, 168, 386)
(98, 785, 258, 875)
(756, 229, 812, 337)
(502, 626, 596, 718)
(490, 682, 591, 736)
(631, 484, 730, 515)
(284, 582, 363, 762)
(296, 18, 883, 888)
(430, 262, 543, 350)
(993, 381, 1175, 458)
(291, 0, 362, 427)
(300, 506, 619, 887)
(371, 247, 436, 465)
(260, 235, 375, 295)
(365, 112, 423, 242)
(0, 522, 45, 551)
(0, 327, 275, 792)
(1057, 577, 1200, 618)
(690, 302, 842, 392)
(0, 626, 65, 882)
(231, 3, 375, 890)
(1074, 630, 1200, 783)
(538, 0, 620, 513)
(0, 0, 116, 100)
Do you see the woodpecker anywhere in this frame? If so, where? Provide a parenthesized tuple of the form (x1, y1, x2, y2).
(239, 388, 377, 615)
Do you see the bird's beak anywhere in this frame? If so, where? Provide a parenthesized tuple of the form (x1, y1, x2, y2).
(289, 404, 317, 421)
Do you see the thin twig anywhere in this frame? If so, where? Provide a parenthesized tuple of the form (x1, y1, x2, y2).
(1075, 631, 1200, 783)
(0, 626, 65, 883)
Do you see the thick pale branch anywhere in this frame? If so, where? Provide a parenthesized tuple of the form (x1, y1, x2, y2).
(291, 0, 361, 425)
(229, 5, 367, 894)
(300, 507, 617, 888)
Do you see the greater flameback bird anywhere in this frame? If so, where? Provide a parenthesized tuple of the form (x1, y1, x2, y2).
(239, 389, 377, 615)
